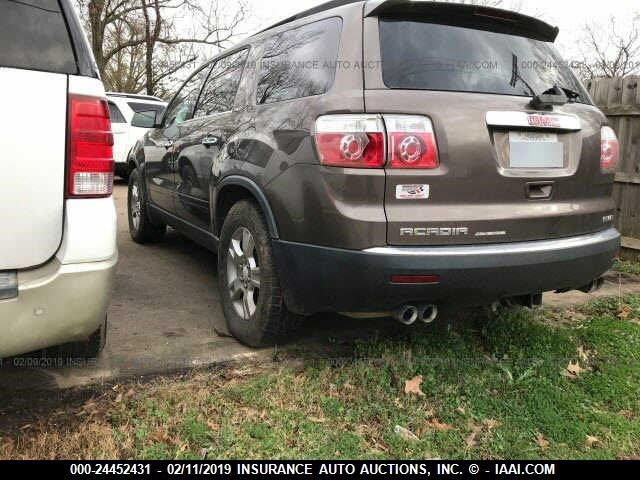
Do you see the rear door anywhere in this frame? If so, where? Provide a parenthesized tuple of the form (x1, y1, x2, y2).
(174, 49, 249, 230)
(0, 0, 77, 269)
(364, 5, 615, 246)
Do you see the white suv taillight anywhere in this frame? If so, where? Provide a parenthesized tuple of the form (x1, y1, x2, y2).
(67, 94, 114, 197)
(385, 115, 438, 169)
(600, 126, 619, 173)
(314, 114, 438, 169)
(315, 114, 385, 168)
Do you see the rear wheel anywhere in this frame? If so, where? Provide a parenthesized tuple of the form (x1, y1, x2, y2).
(218, 200, 300, 347)
(128, 168, 166, 243)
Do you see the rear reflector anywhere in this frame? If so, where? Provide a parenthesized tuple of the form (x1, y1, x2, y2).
(390, 274, 440, 284)
(600, 126, 619, 173)
(315, 114, 385, 168)
(385, 115, 439, 169)
(67, 94, 114, 197)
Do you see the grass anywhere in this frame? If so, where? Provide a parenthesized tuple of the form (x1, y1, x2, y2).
(1, 295, 640, 460)
(613, 259, 640, 276)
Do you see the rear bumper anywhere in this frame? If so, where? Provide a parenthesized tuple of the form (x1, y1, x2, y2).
(0, 254, 117, 358)
(273, 228, 620, 315)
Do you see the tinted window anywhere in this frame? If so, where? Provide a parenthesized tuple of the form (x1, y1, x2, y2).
(195, 49, 248, 117)
(0, 0, 76, 74)
(128, 102, 166, 114)
(108, 102, 126, 123)
(163, 66, 211, 127)
(256, 17, 342, 105)
(379, 19, 589, 103)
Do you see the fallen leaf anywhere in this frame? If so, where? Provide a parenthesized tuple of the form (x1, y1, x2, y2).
(309, 416, 326, 423)
(563, 361, 587, 378)
(328, 383, 339, 398)
(394, 397, 403, 408)
(114, 393, 123, 403)
(617, 305, 631, 319)
(335, 450, 341, 457)
(465, 422, 482, 448)
(585, 435, 599, 448)
(482, 418, 500, 431)
(404, 375, 425, 396)
(426, 418, 453, 431)
(577, 346, 590, 363)
(456, 406, 466, 415)
(394, 425, 419, 442)
(535, 433, 549, 451)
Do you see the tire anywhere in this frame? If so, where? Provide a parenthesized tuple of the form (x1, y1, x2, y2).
(128, 167, 166, 243)
(218, 200, 301, 347)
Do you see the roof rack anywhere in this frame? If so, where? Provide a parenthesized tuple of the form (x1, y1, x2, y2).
(252, 0, 361, 36)
(106, 92, 165, 102)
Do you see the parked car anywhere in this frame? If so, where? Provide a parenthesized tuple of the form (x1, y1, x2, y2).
(0, 0, 117, 358)
(107, 92, 167, 180)
(128, 0, 620, 347)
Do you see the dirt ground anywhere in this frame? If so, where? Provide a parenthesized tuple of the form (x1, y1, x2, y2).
(1, 180, 639, 390)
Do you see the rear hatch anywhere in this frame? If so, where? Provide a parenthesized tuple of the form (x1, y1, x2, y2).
(363, 2, 615, 246)
(0, 0, 77, 269)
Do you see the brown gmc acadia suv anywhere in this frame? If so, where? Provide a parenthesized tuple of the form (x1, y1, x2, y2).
(127, 0, 621, 347)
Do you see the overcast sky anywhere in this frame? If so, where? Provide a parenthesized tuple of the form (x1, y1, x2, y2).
(242, 0, 639, 59)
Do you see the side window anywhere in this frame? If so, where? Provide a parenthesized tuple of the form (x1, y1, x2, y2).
(256, 17, 342, 105)
(108, 102, 126, 124)
(163, 65, 212, 127)
(194, 49, 248, 117)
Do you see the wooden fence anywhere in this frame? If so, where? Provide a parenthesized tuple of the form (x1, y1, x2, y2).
(587, 76, 640, 241)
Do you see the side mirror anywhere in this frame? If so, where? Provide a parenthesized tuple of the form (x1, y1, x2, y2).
(131, 110, 162, 128)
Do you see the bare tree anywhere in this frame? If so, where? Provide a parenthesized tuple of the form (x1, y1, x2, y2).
(577, 14, 640, 80)
(76, 0, 249, 96)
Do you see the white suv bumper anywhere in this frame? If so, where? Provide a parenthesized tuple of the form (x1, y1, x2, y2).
(0, 197, 118, 357)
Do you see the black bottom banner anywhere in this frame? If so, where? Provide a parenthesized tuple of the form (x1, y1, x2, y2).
(0, 460, 638, 478)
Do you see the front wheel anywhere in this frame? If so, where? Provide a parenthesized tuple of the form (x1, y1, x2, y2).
(218, 200, 300, 347)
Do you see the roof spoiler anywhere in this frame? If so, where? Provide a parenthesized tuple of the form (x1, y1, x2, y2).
(364, 0, 559, 42)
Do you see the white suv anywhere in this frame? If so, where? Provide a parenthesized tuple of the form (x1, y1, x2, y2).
(0, 0, 117, 359)
(107, 93, 167, 180)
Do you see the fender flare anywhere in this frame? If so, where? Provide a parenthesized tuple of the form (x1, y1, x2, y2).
(215, 175, 279, 239)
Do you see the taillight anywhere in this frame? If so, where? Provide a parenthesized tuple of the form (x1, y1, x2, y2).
(600, 126, 618, 173)
(314, 114, 438, 169)
(386, 115, 439, 169)
(315, 114, 385, 168)
(67, 94, 114, 197)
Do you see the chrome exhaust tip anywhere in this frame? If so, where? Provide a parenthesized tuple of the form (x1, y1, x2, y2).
(394, 305, 419, 325)
(419, 304, 438, 324)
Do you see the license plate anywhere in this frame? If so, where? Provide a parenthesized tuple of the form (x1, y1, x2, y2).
(508, 131, 563, 168)
(0, 271, 17, 300)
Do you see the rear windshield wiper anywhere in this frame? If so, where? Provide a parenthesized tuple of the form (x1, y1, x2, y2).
(530, 84, 569, 108)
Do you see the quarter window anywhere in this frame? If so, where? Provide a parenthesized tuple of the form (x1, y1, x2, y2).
(108, 102, 126, 124)
(256, 17, 342, 105)
(195, 49, 248, 117)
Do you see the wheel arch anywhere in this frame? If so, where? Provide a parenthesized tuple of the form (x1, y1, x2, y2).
(214, 176, 279, 239)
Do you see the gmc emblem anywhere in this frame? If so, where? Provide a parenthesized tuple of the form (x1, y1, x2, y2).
(527, 114, 560, 128)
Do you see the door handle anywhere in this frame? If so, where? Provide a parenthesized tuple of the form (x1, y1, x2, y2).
(160, 139, 174, 149)
(202, 135, 221, 147)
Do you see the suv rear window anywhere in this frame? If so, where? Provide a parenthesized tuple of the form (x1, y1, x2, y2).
(0, 0, 76, 74)
(379, 19, 589, 103)
(256, 17, 342, 105)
